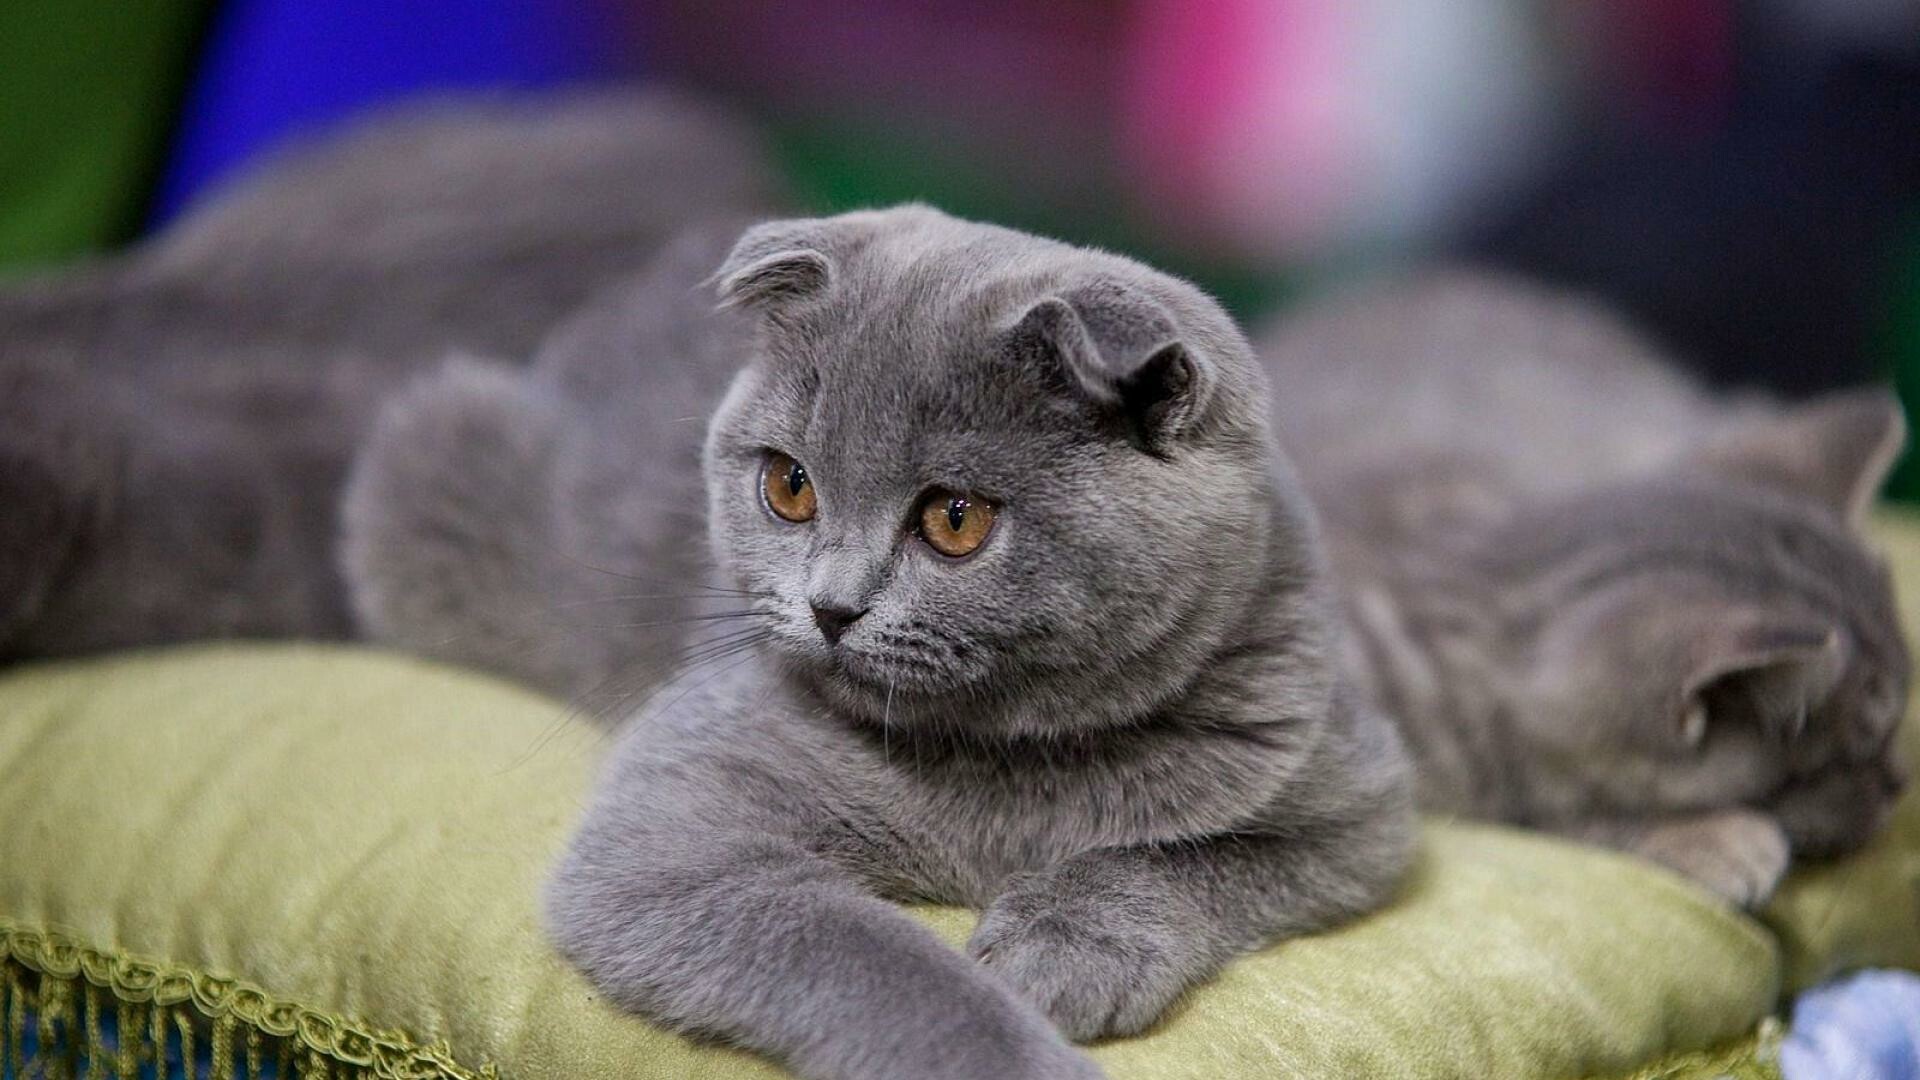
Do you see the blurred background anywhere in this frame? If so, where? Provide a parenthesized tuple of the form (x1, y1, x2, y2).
(4, 0, 1919, 493)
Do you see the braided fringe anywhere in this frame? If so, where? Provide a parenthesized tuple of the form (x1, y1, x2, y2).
(0, 922, 495, 1080)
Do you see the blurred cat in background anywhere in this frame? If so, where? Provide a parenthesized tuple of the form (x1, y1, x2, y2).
(0, 90, 784, 667)
(1259, 275, 1910, 906)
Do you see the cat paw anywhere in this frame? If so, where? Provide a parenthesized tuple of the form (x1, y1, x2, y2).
(968, 879, 1190, 1042)
(1636, 809, 1791, 909)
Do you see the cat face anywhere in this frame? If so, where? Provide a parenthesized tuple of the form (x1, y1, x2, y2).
(700, 207, 1293, 737)
(1504, 395, 1911, 857)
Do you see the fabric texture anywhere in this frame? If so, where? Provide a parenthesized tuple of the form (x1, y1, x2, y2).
(3, 516, 1918, 1078)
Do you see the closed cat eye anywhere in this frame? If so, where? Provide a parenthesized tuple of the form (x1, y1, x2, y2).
(761, 451, 816, 523)
(917, 490, 996, 558)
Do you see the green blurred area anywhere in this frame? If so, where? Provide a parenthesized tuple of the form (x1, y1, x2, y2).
(1883, 216, 1920, 502)
(764, 118, 1295, 326)
(0, 0, 207, 273)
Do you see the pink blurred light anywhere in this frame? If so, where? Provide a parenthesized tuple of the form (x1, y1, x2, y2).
(1122, 0, 1357, 258)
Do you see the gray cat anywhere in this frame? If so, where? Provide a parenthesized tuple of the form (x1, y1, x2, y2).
(519, 208, 1416, 1080)
(1257, 274, 1911, 907)
(5, 109, 1419, 1078)
(0, 90, 784, 660)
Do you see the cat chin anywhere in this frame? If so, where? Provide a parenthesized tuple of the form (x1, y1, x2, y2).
(820, 653, 968, 704)
(780, 650, 1004, 729)
(760, 633, 962, 694)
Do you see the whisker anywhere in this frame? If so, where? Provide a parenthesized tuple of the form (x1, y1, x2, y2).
(550, 592, 767, 608)
(551, 610, 764, 632)
(883, 674, 895, 769)
(555, 550, 763, 597)
(570, 628, 764, 702)
(567, 626, 772, 721)
(582, 638, 770, 731)
(512, 628, 773, 764)
(599, 609, 765, 629)
(630, 637, 771, 726)
(669, 625, 778, 663)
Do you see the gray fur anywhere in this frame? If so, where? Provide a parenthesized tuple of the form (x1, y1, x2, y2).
(0, 90, 785, 660)
(1258, 274, 1911, 906)
(543, 207, 1416, 1079)
(5, 119, 1417, 1077)
(36, 87, 1869, 1071)
(341, 221, 759, 696)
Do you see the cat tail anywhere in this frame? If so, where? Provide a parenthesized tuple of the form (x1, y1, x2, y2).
(340, 355, 590, 696)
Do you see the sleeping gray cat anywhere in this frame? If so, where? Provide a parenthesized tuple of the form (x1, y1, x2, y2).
(509, 207, 1417, 1080)
(1257, 274, 1911, 906)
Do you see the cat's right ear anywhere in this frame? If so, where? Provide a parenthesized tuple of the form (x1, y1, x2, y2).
(1691, 388, 1907, 529)
(1008, 280, 1214, 453)
(713, 220, 834, 308)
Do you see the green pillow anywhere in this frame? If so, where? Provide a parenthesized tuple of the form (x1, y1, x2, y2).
(3, 515, 1918, 1079)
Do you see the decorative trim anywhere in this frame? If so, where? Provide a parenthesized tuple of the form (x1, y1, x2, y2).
(0, 920, 496, 1080)
(1, 917, 1792, 1080)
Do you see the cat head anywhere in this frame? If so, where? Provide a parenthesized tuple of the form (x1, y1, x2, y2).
(700, 206, 1312, 737)
(1501, 390, 1910, 856)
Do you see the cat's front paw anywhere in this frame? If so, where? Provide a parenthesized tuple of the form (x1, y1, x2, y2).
(968, 878, 1191, 1042)
(1635, 808, 1791, 909)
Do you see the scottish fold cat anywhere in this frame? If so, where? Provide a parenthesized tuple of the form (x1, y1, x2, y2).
(3, 109, 1419, 1076)
(1258, 274, 1911, 906)
(499, 207, 1416, 1080)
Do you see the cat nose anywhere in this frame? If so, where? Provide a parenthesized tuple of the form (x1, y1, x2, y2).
(810, 602, 866, 645)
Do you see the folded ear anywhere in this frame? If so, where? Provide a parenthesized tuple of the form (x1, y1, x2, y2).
(713, 219, 834, 308)
(1008, 278, 1213, 453)
(1679, 620, 1845, 745)
(1692, 388, 1906, 528)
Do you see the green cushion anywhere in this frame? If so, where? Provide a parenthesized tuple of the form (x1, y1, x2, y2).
(3, 518, 1918, 1079)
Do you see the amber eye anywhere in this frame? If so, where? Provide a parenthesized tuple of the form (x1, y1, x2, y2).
(762, 452, 816, 522)
(918, 490, 996, 558)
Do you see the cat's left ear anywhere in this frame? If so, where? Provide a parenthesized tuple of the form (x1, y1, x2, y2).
(1009, 279, 1215, 452)
(1692, 388, 1907, 529)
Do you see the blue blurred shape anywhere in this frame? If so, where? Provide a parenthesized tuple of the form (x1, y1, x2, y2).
(150, 0, 646, 224)
(1782, 969, 1920, 1080)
